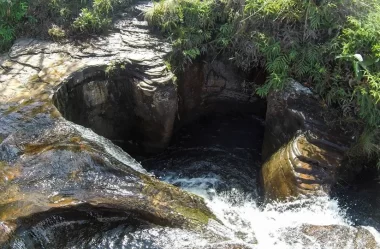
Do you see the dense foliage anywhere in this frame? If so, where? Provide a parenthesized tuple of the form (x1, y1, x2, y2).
(0, 0, 28, 50)
(146, 0, 380, 166)
(0, 0, 131, 49)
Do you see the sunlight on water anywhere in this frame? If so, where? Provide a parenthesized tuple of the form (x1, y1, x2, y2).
(162, 174, 379, 249)
(5, 172, 380, 249)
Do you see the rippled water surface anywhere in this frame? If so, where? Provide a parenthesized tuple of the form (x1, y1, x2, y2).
(5, 113, 380, 248)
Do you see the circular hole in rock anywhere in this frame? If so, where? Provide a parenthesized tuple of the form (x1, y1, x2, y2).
(53, 66, 151, 155)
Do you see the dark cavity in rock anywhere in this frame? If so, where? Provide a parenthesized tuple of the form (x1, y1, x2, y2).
(53, 65, 177, 155)
(140, 111, 266, 196)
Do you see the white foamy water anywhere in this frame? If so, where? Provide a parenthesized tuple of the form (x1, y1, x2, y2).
(162, 174, 380, 249)
(6, 172, 380, 249)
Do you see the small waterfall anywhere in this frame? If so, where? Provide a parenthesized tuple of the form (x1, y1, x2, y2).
(4, 113, 380, 249)
(162, 173, 354, 248)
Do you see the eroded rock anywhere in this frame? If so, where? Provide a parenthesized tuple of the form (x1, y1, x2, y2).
(0, 121, 216, 244)
(261, 80, 352, 201)
(0, 2, 176, 153)
(0, 1, 215, 246)
(53, 64, 177, 154)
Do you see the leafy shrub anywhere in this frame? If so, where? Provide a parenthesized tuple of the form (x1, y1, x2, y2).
(0, 0, 28, 51)
(0, 0, 133, 51)
(72, 8, 111, 33)
(48, 24, 66, 39)
(72, 0, 119, 34)
(145, 0, 224, 67)
(146, 0, 380, 166)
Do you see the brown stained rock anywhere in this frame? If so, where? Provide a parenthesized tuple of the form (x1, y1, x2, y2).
(261, 80, 353, 201)
(0, 122, 217, 245)
(261, 146, 298, 201)
(262, 132, 345, 200)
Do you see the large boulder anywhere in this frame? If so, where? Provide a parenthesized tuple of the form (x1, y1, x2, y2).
(0, 122, 216, 244)
(261, 80, 352, 201)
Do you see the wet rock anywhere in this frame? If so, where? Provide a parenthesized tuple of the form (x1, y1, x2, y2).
(1, 2, 176, 154)
(261, 80, 352, 201)
(187, 242, 254, 249)
(262, 133, 343, 200)
(0, 121, 216, 245)
(53, 64, 177, 154)
(0, 1, 215, 246)
(280, 224, 380, 249)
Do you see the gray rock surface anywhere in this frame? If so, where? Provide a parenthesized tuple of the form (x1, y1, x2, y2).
(0, 2, 176, 153)
(280, 224, 380, 249)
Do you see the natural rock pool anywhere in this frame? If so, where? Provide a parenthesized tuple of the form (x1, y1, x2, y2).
(1, 1, 379, 248)
(3, 111, 380, 249)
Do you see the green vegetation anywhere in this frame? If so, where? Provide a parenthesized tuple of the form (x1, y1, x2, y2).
(1, 0, 379, 170)
(105, 59, 128, 77)
(0, 0, 28, 51)
(0, 0, 132, 51)
(146, 0, 380, 168)
(48, 25, 66, 40)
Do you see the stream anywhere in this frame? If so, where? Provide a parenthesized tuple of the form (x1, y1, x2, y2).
(4, 112, 380, 249)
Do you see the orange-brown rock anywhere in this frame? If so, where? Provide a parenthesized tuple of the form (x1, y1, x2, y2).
(261, 80, 352, 201)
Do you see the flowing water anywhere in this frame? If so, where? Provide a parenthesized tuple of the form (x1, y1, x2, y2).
(140, 113, 377, 249)
(4, 113, 380, 248)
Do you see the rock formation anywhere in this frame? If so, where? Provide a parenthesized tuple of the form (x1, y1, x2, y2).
(0, 2, 215, 245)
(1, 3, 177, 154)
(0, 1, 378, 247)
(177, 60, 266, 125)
(261, 80, 352, 200)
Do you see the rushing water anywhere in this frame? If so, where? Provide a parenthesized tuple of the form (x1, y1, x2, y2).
(5, 113, 380, 248)
(140, 112, 380, 248)
(162, 174, 351, 248)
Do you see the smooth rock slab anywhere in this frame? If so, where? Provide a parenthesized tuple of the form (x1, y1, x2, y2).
(0, 121, 216, 244)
